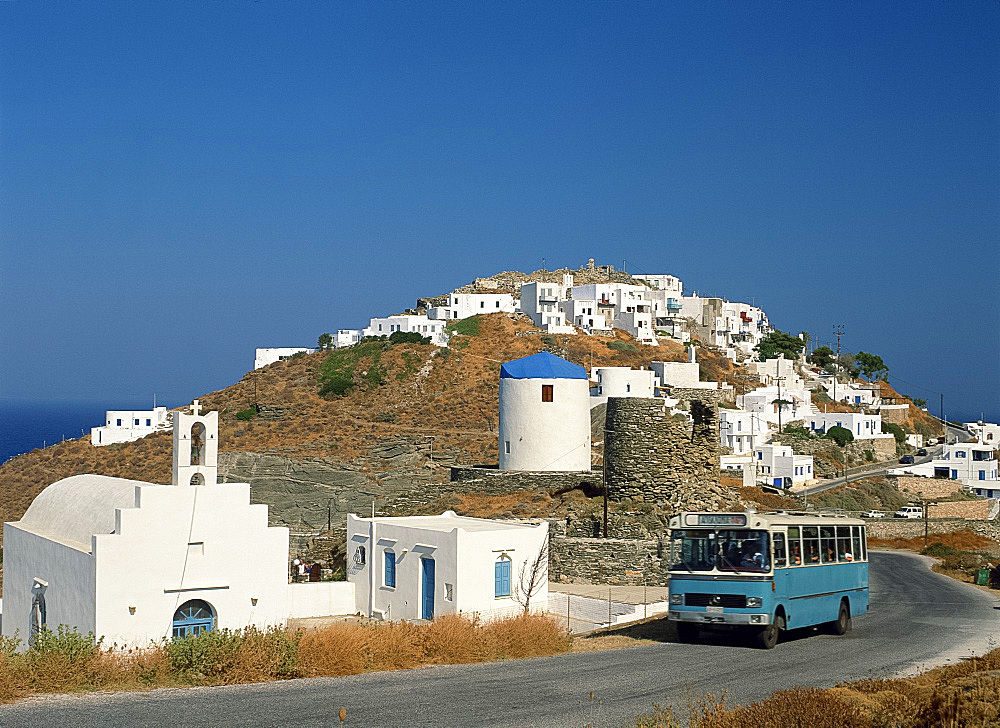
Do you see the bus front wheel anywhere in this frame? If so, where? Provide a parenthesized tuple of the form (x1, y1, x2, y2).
(754, 614, 783, 649)
(831, 601, 851, 635)
(676, 622, 699, 643)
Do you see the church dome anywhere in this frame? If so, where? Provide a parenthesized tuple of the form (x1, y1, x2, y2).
(16, 474, 146, 550)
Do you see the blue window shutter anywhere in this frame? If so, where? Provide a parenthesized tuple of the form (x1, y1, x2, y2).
(385, 551, 395, 587)
(495, 558, 511, 597)
(495, 561, 502, 596)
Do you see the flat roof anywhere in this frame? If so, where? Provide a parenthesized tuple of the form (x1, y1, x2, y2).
(355, 511, 539, 533)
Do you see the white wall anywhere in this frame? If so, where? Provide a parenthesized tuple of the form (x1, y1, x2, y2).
(90, 483, 290, 647)
(650, 360, 699, 388)
(499, 377, 591, 471)
(363, 315, 449, 346)
(348, 513, 548, 622)
(445, 293, 516, 320)
(254, 348, 314, 370)
(287, 582, 356, 618)
(807, 412, 887, 440)
(2, 525, 96, 647)
(591, 367, 656, 405)
(91, 407, 172, 447)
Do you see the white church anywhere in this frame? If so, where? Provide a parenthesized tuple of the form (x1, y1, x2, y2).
(3, 402, 290, 647)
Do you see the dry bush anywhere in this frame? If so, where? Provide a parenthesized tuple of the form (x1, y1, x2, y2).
(298, 623, 368, 677)
(423, 614, 487, 664)
(480, 613, 572, 659)
(694, 688, 871, 728)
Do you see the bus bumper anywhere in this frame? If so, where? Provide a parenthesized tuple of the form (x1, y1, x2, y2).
(668, 610, 770, 626)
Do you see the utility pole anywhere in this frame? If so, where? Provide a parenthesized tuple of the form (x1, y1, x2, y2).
(833, 324, 845, 402)
(775, 376, 786, 434)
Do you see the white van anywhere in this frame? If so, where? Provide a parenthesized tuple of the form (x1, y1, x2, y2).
(894, 506, 923, 519)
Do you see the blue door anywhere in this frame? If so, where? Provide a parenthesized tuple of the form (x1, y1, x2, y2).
(773, 478, 782, 487)
(421, 558, 435, 620)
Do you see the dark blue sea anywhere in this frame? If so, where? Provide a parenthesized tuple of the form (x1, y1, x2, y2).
(0, 400, 127, 464)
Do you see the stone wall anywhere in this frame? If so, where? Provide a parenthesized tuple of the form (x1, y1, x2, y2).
(929, 500, 996, 520)
(847, 437, 897, 461)
(867, 519, 1000, 541)
(670, 387, 732, 406)
(604, 398, 736, 512)
(891, 475, 963, 499)
(880, 406, 909, 425)
(549, 536, 668, 586)
(449, 466, 602, 496)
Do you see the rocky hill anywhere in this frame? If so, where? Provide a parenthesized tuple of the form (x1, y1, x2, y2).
(1, 313, 746, 549)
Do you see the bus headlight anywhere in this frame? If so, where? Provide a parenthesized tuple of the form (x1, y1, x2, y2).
(746, 597, 763, 608)
(670, 594, 684, 605)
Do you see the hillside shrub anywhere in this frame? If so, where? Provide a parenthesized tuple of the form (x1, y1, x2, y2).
(235, 407, 257, 421)
(781, 425, 811, 439)
(882, 421, 906, 445)
(825, 425, 854, 447)
(446, 316, 481, 337)
(387, 331, 430, 345)
(609, 341, 637, 353)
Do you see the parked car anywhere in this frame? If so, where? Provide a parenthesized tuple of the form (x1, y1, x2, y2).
(863, 510, 885, 518)
(899, 455, 915, 464)
(916, 448, 928, 456)
(895, 506, 923, 519)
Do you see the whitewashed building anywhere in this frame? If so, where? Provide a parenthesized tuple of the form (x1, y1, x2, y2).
(748, 355, 803, 389)
(966, 422, 1000, 447)
(738, 386, 813, 428)
(807, 412, 889, 441)
(520, 277, 575, 334)
(633, 273, 685, 339)
(254, 347, 315, 370)
(890, 441, 999, 497)
(363, 314, 449, 346)
(434, 293, 516, 320)
(590, 367, 657, 407)
(498, 352, 591, 472)
(335, 329, 363, 348)
(4, 402, 292, 648)
(736, 445, 815, 488)
(719, 409, 769, 455)
(558, 297, 611, 333)
(91, 406, 172, 446)
(347, 512, 548, 622)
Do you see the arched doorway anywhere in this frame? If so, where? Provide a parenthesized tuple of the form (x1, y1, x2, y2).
(172, 599, 215, 639)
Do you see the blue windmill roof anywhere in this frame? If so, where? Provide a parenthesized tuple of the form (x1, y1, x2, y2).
(499, 352, 588, 380)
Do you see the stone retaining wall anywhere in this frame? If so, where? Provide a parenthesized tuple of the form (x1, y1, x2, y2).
(929, 500, 995, 520)
(670, 387, 732, 406)
(891, 475, 963, 499)
(449, 466, 602, 496)
(867, 519, 1000, 541)
(549, 536, 668, 586)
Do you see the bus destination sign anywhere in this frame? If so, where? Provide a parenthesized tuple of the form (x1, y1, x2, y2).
(685, 514, 748, 527)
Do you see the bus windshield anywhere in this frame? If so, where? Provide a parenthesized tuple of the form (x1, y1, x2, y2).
(670, 529, 770, 573)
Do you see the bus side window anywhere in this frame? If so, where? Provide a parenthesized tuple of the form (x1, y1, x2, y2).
(820, 526, 837, 563)
(773, 532, 787, 567)
(803, 527, 820, 564)
(860, 526, 867, 561)
(852, 526, 863, 562)
(836, 526, 853, 561)
(788, 526, 802, 565)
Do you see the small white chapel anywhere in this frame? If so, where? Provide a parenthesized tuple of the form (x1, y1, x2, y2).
(2, 402, 290, 647)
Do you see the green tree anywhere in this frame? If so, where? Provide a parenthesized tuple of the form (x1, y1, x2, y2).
(825, 425, 855, 447)
(910, 397, 927, 408)
(807, 346, 835, 370)
(882, 421, 906, 445)
(317, 333, 333, 351)
(855, 351, 888, 381)
(755, 330, 805, 362)
(837, 352, 860, 378)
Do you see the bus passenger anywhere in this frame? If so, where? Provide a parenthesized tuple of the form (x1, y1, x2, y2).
(790, 543, 802, 565)
(808, 544, 820, 563)
(741, 541, 764, 569)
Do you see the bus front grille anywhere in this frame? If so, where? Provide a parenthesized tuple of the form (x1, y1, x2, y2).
(685, 593, 747, 608)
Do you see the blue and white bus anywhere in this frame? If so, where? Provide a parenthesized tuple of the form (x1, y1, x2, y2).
(666, 511, 869, 649)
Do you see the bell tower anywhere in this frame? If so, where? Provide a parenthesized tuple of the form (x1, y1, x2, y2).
(172, 400, 219, 486)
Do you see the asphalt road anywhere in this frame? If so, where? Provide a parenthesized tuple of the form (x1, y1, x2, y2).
(3, 551, 998, 728)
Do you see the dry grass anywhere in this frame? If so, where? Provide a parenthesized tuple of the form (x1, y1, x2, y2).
(635, 647, 1000, 727)
(0, 614, 571, 704)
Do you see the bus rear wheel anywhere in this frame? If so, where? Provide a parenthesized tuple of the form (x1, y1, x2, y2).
(755, 614, 783, 650)
(830, 601, 851, 635)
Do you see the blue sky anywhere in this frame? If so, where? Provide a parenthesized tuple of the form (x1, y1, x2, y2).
(1, 2, 997, 422)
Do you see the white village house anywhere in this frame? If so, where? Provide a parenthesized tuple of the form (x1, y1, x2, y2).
(254, 347, 316, 370)
(90, 406, 172, 446)
(363, 314, 449, 346)
(589, 366, 657, 407)
(807, 412, 890, 441)
(347, 512, 549, 622)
